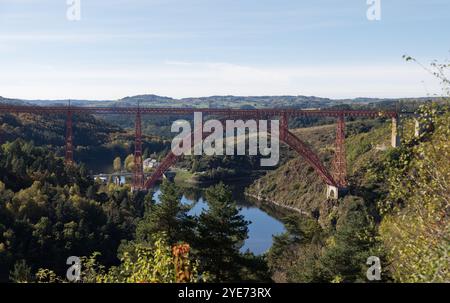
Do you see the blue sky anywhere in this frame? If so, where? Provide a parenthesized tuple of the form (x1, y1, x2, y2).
(0, 0, 449, 100)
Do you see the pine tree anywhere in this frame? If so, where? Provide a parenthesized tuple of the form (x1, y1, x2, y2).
(317, 196, 380, 282)
(196, 183, 249, 282)
(135, 180, 194, 245)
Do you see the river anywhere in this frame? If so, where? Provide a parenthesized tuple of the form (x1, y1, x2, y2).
(151, 183, 286, 255)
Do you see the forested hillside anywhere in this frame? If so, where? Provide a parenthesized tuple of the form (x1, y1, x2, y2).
(0, 140, 147, 281)
(0, 97, 447, 283)
(0, 140, 270, 282)
(379, 105, 449, 282)
(0, 113, 169, 173)
(247, 103, 449, 282)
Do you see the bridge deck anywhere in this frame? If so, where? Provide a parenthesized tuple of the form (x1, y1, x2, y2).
(0, 105, 399, 118)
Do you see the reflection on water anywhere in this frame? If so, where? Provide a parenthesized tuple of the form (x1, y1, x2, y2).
(152, 183, 286, 255)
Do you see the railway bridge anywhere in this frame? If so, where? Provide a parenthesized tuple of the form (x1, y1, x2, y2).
(0, 104, 405, 199)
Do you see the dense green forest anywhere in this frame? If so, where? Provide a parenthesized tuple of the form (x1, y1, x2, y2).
(0, 82, 448, 282)
(1, 102, 447, 283)
(0, 139, 145, 281)
(0, 112, 170, 173)
(0, 139, 271, 282)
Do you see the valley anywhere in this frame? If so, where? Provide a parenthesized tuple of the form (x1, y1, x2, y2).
(0, 95, 448, 283)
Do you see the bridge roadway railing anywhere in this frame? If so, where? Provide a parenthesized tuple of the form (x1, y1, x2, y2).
(0, 105, 399, 119)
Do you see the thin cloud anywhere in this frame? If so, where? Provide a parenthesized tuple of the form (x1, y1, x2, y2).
(0, 61, 442, 100)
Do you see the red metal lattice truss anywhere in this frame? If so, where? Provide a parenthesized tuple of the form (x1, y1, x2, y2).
(144, 120, 337, 189)
(132, 107, 144, 190)
(0, 105, 400, 190)
(332, 115, 347, 188)
(143, 123, 211, 189)
(0, 105, 398, 118)
(283, 130, 336, 186)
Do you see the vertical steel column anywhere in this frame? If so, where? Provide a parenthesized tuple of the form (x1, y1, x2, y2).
(332, 114, 347, 188)
(132, 104, 144, 191)
(280, 112, 288, 141)
(391, 115, 401, 147)
(65, 102, 74, 164)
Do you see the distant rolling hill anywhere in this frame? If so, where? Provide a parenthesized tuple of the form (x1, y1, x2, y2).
(0, 94, 435, 109)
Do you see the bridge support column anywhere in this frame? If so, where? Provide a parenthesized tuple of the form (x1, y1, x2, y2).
(327, 185, 339, 199)
(332, 115, 347, 188)
(132, 105, 144, 191)
(414, 118, 424, 138)
(391, 116, 401, 148)
(279, 112, 288, 141)
(328, 115, 348, 199)
(65, 109, 74, 164)
(326, 184, 348, 200)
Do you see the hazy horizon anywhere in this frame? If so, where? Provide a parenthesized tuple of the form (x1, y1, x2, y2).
(0, 93, 441, 103)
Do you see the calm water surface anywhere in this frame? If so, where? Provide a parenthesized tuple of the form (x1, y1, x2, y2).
(152, 184, 286, 255)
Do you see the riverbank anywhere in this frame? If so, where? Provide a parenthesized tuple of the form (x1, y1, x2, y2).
(174, 168, 310, 217)
(244, 192, 310, 217)
(152, 183, 287, 255)
(174, 169, 267, 187)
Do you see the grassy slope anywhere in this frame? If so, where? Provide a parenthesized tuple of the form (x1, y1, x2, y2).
(246, 119, 392, 224)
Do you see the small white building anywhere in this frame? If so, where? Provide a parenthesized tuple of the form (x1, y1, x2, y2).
(143, 158, 160, 169)
(95, 176, 108, 184)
